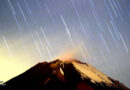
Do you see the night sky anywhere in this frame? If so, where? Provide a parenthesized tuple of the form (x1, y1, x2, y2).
(0, 0, 130, 87)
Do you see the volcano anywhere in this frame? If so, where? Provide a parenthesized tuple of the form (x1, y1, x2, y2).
(0, 59, 129, 90)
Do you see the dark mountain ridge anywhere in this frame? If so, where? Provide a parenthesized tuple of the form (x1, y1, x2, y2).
(0, 59, 129, 90)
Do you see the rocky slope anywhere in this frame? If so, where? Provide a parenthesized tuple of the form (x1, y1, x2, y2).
(0, 59, 129, 90)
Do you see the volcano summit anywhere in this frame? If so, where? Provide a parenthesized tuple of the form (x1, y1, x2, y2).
(0, 59, 129, 90)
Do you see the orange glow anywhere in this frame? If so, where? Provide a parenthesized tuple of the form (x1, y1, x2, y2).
(55, 43, 84, 61)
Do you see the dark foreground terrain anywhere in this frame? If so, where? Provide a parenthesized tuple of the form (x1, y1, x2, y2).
(0, 59, 129, 90)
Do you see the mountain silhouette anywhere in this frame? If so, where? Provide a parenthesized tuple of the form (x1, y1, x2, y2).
(0, 59, 129, 90)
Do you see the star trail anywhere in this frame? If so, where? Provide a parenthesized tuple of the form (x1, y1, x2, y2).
(0, 0, 130, 88)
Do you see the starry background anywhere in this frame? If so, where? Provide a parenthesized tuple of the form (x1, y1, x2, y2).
(0, 0, 130, 87)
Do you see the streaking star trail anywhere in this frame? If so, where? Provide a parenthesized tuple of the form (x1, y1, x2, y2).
(0, 0, 130, 88)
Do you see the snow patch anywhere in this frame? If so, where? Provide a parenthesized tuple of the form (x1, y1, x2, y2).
(72, 62, 112, 84)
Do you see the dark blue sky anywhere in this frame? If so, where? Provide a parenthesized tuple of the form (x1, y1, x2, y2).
(0, 0, 130, 87)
